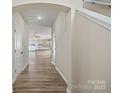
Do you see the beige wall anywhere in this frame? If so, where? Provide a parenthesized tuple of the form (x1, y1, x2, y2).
(52, 11, 70, 86)
(71, 13, 111, 93)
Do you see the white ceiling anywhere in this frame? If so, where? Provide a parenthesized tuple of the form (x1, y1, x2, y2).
(18, 4, 70, 27)
(21, 8, 59, 27)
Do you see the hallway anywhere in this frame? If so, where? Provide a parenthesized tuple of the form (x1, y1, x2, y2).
(12, 2, 111, 93)
(13, 50, 67, 93)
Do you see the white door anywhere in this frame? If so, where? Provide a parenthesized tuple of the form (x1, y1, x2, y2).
(14, 23, 24, 75)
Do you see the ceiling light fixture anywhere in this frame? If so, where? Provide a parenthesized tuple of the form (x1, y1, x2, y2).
(37, 16, 43, 20)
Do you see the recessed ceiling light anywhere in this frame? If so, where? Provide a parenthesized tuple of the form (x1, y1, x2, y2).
(37, 16, 43, 20)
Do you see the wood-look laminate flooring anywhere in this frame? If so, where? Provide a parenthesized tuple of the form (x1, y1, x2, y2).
(13, 50, 67, 93)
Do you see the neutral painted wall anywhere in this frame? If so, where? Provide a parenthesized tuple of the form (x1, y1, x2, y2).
(71, 13, 111, 93)
(12, 12, 29, 83)
(52, 9, 76, 92)
(52, 11, 70, 86)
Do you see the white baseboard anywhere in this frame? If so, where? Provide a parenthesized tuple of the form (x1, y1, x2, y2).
(66, 87, 71, 93)
(51, 60, 55, 65)
(12, 62, 29, 84)
(12, 75, 16, 84)
(55, 66, 71, 93)
(21, 62, 29, 72)
(55, 66, 68, 84)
